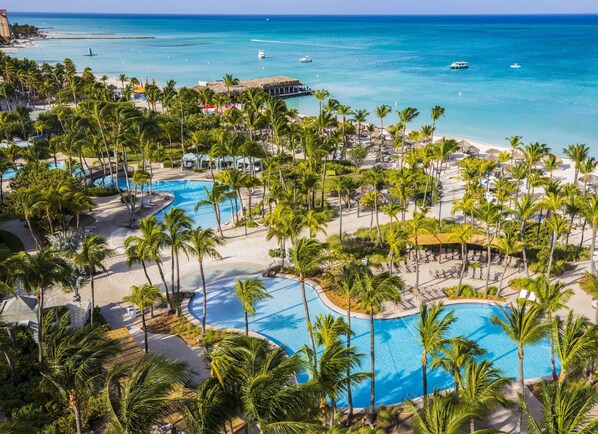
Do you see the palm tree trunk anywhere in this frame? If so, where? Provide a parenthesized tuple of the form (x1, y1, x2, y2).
(546, 231, 557, 280)
(485, 231, 492, 295)
(141, 308, 148, 353)
(368, 312, 376, 425)
(470, 418, 475, 434)
(170, 248, 176, 313)
(346, 298, 354, 422)
(498, 255, 509, 297)
(338, 190, 343, 239)
(518, 348, 525, 434)
(415, 240, 420, 292)
(156, 262, 172, 312)
(244, 311, 249, 336)
(175, 253, 181, 317)
(71, 396, 83, 434)
(422, 351, 428, 398)
(300, 279, 317, 364)
(199, 260, 208, 336)
(37, 287, 44, 364)
(374, 192, 382, 245)
(458, 243, 466, 296)
(90, 273, 95, 327)
(521, 221, 530, 277)
(591, 228, 597, 274)
(141, 260, 153, 286)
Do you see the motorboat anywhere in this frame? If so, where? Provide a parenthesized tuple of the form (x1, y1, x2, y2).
(510, 63, 522, 69)
(258, 50, 266, 59)
(450, 61, 468, 69)
(299, 56, 312, 63)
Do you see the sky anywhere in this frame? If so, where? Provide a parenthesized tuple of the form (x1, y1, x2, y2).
(7, 0, 598, 15)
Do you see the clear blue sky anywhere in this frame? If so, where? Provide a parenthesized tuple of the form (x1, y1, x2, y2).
(8, 0, 598, 15)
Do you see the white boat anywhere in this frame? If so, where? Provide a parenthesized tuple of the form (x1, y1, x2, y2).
(258, 50, 266, 59)
(299, 56, 312, 63)
(450, 61, 468, 69)
(510, 63, 522, 69)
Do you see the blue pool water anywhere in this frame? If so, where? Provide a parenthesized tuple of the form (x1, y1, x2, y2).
(99, 177, 235, 229)
(11, 13, 598, 153)
(188, 276, 556, 407)
(1, 161, 87, 180)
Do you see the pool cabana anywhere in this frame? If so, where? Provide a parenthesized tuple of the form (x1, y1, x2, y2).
(181, 153, 202, 170)
(408, 232, 503, 264)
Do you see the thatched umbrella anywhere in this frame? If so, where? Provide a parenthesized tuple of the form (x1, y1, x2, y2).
(457, 139, 471, 151)
(485, 148, 501, 155)
(484, 153, 499, 162)
(512, 150, 525, 160)
(580, 174, 598, 187)
(464, 145, 480, 155)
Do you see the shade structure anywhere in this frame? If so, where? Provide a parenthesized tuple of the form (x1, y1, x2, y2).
(464, 145, 480, 155)
(580, 174, 598, 186)
(408, 232, 503, 248)
(457, 139, 471, 151)
(484, 153, 499, 162)
(485, 148, 501, 155)
(512, 150, 525, 160)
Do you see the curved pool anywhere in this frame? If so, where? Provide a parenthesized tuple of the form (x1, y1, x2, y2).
(98, 178, 235, 229)
(189, 276, 556, 407)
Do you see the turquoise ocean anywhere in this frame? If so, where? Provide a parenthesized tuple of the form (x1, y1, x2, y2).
(11, 13, 598, 153)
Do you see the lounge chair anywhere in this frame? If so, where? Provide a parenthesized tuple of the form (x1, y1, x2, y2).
(528, 292, 537, 302)
(519, 289, 529, 300)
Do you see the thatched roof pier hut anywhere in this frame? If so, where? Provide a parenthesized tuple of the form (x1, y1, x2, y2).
(195, 76, 312, 99)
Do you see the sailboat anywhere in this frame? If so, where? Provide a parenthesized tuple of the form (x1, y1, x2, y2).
(83, 48, 98, 57)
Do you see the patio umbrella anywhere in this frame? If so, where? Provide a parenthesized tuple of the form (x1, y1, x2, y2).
(580, 174, 598, 186)
(512, 150, 525, 160)
(464, 145, 480, 155)
(457, 139, 471, 151)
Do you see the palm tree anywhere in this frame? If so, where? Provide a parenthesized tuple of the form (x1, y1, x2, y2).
(186, 227, 225, 336)
(562, 143, 589, 184)
(430, 105, 445, 142)
(385, 225, 407, 275)
(520, 380, 598, 434)
(406, 210, 432, 292)
(496, 231, 521, 296)
(405, 392, 479, 434)
(233, 278, 271, 335)
(459, 360, 513, 433)
(73, 234, 114, 327)
(373, 104, 391, 152)
(354, 269, 403, 424)
(449, 224, 478, 295)
(491, 302, 549, 433)
(105, 354, 190, 433)
(529, 278, 574, 380)
(131, 169, 151, 212)
(579, 271, 598, 323)
(513, 194, 539, 277)
(553, 311, 598, 383)
(123, 284, 165, 353)
(430, 337, 485, 394)
(507, 135, 523, 164)
(162, 207, 192, 317)
(11, 248, 69, 363)
(352, 108, 369, 146)
(288, 238, 322, 360)
(416, 301, 456, 398)
(42, 313, 118, 434)
(474, 202, 503, 294)
(398, 106, 420, 161)
(581, 194, 598, 274)
(222, 74, 239, 99)
(196, 183, 234, 237)
(313, 89, 330, 116)
(545, 214, 569, 279)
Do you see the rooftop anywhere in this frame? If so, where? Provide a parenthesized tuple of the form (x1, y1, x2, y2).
(195, 75, 305, 96)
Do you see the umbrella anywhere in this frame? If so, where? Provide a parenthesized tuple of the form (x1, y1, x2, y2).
(484, 153, 499, 162)
(485, 148, 501, 155)
(464, 145, 480, 155)
(512, 150, 525, 160)
(457, 139, 471, 151)
(579, 174, 598, 186)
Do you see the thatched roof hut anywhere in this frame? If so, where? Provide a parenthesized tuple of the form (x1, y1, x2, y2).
(195, 76, 309, 98)
(456, 140, 471, 151)
(464, 145, 480, 155)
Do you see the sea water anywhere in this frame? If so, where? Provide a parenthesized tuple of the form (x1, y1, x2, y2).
(11, 13, 598, 153)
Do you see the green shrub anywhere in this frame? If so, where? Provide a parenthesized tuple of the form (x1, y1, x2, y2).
(162, 160, 172, 168)
(86, 185, 118, 197)
(268, 248, 283, 259)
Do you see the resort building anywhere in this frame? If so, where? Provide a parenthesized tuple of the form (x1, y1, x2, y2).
(195, 76, 312, 98)
(0, 10, 9, 40)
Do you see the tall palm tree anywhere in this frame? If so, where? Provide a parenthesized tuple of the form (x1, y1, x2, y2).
(186, 227, 225, 336)
(313, 89, 330, 116)
(562, 143, 589, 184)
(459, 360, 513, 433)
(233, 278, 271, 336)
(496, 231, 521, 296)
(105, 354, 190, 433)
(352, 108, 369, 146)
(513, 194, 539, 277)
(529, 278, 574, 380)
(288, 238, 322, 360)
(398, 106, 420, 161)
(474, 202, 503, 294)
(449, 224, 478, 295)
(491, 302, 549, 433)
(581, 194, 598, 274)
(545, 214, 569, 279)
(222, 74, 239, 99)
(520, 380, 598, 434)
(11, 248, 69, 363)
(430, 337, 485, 394)
(374, 104, 391, 152)
(354, 269, 403, 424)
(196, 183, 234, 237)
(406, 210, 432, 292)
(385, 225, 407, 275)
(162, 207, 192, 317)
(123, 284, 165, 353)
(42, 312, 118, 434)
(74, 234, 114, 327)
(416, 301, 456, 398)
(553, 311, 598, 383)
(430, 105, 445, 142)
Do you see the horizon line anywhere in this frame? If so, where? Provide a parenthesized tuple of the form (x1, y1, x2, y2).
(9, 11, 598, 17)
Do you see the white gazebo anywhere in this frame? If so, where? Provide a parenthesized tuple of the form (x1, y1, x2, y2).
(180, 153, 201, 170)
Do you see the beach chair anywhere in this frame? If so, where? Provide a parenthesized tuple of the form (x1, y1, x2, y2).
(519, 289, 529, 300)
(528, 292, 537, 302)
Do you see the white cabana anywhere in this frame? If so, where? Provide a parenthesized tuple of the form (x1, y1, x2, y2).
(181, 153, 201, 170)
(236, 157, 263, 172)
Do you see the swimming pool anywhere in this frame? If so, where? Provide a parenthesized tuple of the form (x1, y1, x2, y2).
(98, 177, 236, 229)
(188, 276, 556, 407)
(1, 161, 88, 180)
